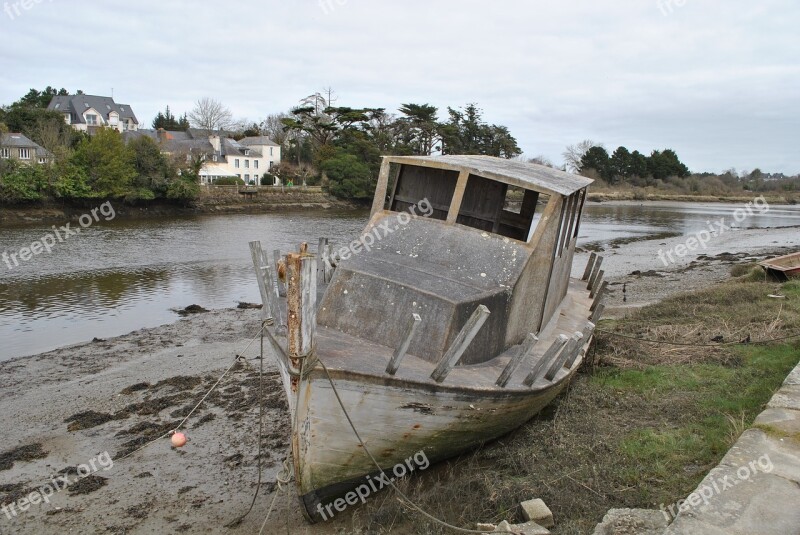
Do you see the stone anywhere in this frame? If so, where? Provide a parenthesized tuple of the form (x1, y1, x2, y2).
(767, 384, 800, 411)
(493, 520, 550, 535)
(477, 523, 496, 532)
(592, 508, 669, 535)
(520, 498, 554, 528)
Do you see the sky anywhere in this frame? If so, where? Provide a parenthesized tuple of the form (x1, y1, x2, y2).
(1, 0, 798, 174)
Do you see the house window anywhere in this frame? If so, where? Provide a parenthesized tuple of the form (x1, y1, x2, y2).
(254, 160, 259, 169)
(38, 157, 47, 164)
(235, 159, 240, 168)
(19, 148, 31, 160)
(54, 103, 60, 109)
(244, 160, 249, 168)
(270, 147, 273, 156)
(244, 149, 250, 156)
(86, 114, 98, 125)
(0, 148, 9, 159)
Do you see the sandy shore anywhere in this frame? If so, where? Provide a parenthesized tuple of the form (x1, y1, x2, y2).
(1, 225, 798, 535)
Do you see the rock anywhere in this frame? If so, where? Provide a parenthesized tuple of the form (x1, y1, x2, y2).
(493, 519, 550, 534)
(520, 498, 554, 528)
(476, 523, 496, 532)
(176, 304, 209, 316)
(592, 508, 669, 535)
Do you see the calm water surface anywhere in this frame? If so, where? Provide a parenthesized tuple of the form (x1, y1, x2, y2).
(2, 202, 799, 360)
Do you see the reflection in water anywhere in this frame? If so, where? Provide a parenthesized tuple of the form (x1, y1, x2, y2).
(1, 203, 799, 360)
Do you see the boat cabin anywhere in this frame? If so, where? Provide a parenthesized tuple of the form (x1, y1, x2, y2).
(317, 155, 593, 367)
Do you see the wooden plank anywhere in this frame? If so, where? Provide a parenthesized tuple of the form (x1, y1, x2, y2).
(273, 250, 286, 297)
(385, 313, 422, 376)
(370, 159, 392, 217)
(590, 281, 608, 311)
(324, 242, 335, 283)
(566, 322, 595, 368)
(582, 252, 597, 281)
(249, 241, 280, 324)
(287, 252, 317, 375)
(446, 169, 471, 224)
(523, 334, 569, 387)
(496, 333, 538, 388)
(587, 256, 604, 290)
(544, 332, 583, 381)
(430, 305, 490, 383)
(589, 270, 604, 295)
(591, 303, 605, 323)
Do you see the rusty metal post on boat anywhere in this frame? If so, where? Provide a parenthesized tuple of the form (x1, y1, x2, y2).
(287, 251, 317, 389)
(496, 333, 539, 388)
(582, 252, 597, 281)
(523, 334, 569, 387)
(430, 305, 490, 383)
(385, 313, 422, 376)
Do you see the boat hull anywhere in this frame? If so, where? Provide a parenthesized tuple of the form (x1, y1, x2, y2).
(291, 351, 584, 522)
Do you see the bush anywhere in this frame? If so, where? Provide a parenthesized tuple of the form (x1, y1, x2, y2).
(260, 173, 275, 186)
(213, 177, 245, 186)
(0, 164, 46, 203)
(166, 176, 200, 202)
(321, 152, 374, 200)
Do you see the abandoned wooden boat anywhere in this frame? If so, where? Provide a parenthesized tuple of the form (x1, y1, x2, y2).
(759, 251, 800, 281)
(249, 155, 606, 522)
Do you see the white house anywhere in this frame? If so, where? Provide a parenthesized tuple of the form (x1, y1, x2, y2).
(123, 129, 281, 185)
(47, 94, 139, 134)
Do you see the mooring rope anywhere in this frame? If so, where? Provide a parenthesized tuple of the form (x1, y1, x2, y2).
(115, 321, 268, 463)
(317, 358, 515, 534)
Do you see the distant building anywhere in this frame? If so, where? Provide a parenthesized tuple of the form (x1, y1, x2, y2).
(47, 94, 139, 134)
(123, 129, 281, 185)
(0, 133, 52, 164)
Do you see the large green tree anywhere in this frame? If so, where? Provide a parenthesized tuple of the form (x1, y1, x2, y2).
(72, 128, 136, 197)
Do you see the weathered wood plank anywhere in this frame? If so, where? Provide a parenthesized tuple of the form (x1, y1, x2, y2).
(589, 269, 604, 294)
(496, 333, 539, 388)
(591, 303, 605, 323)
(446, 169, 471, 224)
(590, 280, 608, 311)
(587, 257, 604, 290)
(273, 249, 286, 297)
(249, 241, 280, 324)
(385, 313, 422, 376)
(523, 334, 569, 387)
(566, 322, 595, 368)
(545, 332, 583, 381)
(430, 305, 490, 383)
(582, 252, 597, 281)
(371, 159, 392, 217)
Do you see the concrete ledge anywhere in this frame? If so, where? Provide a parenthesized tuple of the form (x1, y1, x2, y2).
(663, 360, 800, 535)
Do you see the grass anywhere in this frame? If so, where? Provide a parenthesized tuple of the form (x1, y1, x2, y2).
(342, 278, 800, 534)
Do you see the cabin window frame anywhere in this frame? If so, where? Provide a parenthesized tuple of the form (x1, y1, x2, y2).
(372, 159, 565, 245)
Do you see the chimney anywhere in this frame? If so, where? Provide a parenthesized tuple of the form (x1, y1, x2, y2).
(209, 134, 221, 155)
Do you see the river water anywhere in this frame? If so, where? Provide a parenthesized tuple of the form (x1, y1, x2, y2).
(2, 201, 799, 360)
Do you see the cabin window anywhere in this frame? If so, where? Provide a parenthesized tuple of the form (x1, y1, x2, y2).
(496, 186, 549, 242)
(389, 164, 457, 221)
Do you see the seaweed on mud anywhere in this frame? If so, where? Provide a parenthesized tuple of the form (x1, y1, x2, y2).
(68, 475, 107, 496)
(65, 410, 116, 431)
(0, 443, 48, 471)
(120, 382, 150, 395)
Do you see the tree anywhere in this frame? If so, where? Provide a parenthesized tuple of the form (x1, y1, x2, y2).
(72, 128, 136, 197)
(439, 104, 520, 158)
(129, 136, 174, 199)
(321, 152, 374, 200)
(580, 146, 611, 181)
(563, 140, 599, 173)
(188, 97, 234, 133)
(397, 103, 440, 155)
(647, 149, 689, 180)
(609, 146, 632, 183)
(260, 113, 290, 145)
(152, 106, 189, 131)
(528, 155, 554, 168)
(630, 150, 649, 178)
(15, 87, 71, 109)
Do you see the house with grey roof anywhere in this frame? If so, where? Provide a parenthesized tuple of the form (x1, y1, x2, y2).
(0, 133, 52, 164)
(123, 129, 281, 185)
(47, 94, 139, 135)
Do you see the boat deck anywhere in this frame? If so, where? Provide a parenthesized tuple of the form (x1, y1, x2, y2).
(312, 277, 594, 393)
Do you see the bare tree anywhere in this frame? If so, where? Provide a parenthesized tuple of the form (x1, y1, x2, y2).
(260, 113, 290, 145)
(188, 97, 234, 133)
(528, 155, 554, 168)
(563, 139, 601, 173)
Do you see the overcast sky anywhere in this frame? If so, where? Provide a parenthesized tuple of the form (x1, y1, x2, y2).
(1, 0, 797, 173)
